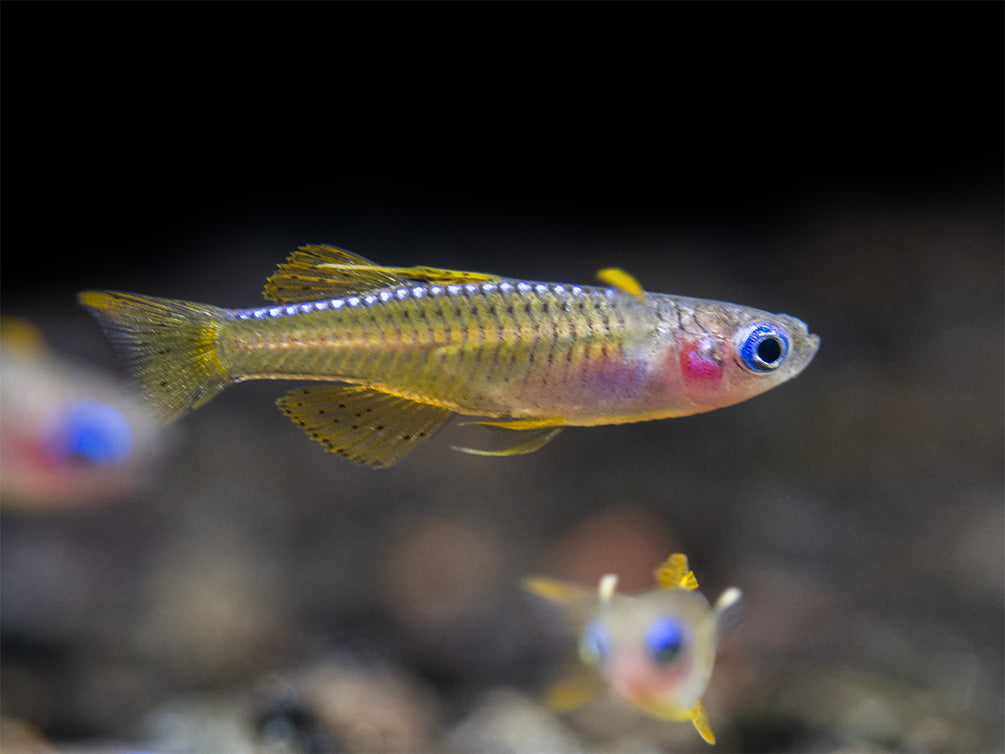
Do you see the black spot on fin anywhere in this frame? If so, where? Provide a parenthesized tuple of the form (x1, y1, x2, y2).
(263, 245, 408, 303)
(277, 384, 453, 468)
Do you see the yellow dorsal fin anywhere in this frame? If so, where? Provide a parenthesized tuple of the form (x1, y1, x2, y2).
(327, 264, 501, 286)
(597, 267, 645, 300)
(264, 245, 408, 303)
(688, 701, 716, 744)
(276, 384, 453, 467)
(655, 553, 699, 591)
(264, 245, 504, 303)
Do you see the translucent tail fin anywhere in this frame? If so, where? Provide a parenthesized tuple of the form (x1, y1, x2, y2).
(78, 291, 230, 422)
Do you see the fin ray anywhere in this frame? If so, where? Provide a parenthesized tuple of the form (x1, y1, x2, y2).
(277, 384, 452, 467)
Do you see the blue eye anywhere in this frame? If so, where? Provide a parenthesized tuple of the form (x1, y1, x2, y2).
(738, 324, 789, 372)
(646, 617, 685, 664)
(58, 401, 133, 464)
(579, 620, 610, 666)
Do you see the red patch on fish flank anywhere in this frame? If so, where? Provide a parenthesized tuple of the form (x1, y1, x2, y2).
(680, 343, 723, 387)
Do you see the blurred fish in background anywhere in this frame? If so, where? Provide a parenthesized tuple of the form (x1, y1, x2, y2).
(0, 319, 164, 508)
(525, 553, 741, 744)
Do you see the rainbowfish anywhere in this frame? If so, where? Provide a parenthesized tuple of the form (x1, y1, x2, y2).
(78, 245, 819, 467)
(525, 554, 741, 744)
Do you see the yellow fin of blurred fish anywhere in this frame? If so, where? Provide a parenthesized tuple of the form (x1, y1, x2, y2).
(655, 553, 700, 591)
(544, 672, 609, 713)
(523, 577, 592, 606)
(277, 384, 453, 468)
(1, 318, 48, 354)
(688, 702, 716, 745)
(596, 267, 645, 300)
(452, 426, 564, 457)
(643, 699, 716, 744)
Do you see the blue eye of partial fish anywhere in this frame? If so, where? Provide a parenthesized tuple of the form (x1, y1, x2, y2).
(58, 401, 133, 464)
(579, 620, 610, 666)
(646, 616, 685, 664)
(738, 324, 789, 372)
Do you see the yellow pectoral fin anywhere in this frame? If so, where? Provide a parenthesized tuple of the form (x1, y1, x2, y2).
(452, 427, 563, 457)
(544, 673, 608, 713)
(461, 417, 568, 430)
(523, 577, 591, 606)
(688, 702, 716, 745)
(655, 553, 700, 591)
(597, 267, 645, 300)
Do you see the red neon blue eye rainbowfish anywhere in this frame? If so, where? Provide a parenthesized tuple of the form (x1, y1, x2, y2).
(79, 244, 819, 467)
(525, 553, 742, 745)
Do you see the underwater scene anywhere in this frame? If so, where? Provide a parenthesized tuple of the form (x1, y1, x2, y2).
(2, 4, 1002, 753)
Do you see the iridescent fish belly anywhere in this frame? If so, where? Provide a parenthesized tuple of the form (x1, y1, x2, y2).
(78, 244, 819, 467)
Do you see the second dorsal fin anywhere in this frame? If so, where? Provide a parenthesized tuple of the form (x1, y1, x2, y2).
(263, 245, 408, 303)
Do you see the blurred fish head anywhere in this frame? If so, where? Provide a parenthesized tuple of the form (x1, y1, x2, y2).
(579, 588, 719, 718)
(658, 297, 820, 411)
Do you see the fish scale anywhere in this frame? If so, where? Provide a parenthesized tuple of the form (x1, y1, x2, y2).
(219, 282, 631, 418)
(78, 244, 819, 467)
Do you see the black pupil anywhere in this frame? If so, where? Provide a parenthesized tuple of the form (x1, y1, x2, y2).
(757, 337, 782, 364)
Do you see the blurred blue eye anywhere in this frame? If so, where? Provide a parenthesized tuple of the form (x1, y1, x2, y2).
(646, 617, 685, 664)
(58, 401, 133, 464)
(738, 324, 788, 372)
(579, 620, 610, 666)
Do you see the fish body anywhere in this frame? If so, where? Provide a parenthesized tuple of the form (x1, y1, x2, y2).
(525, 554, 741, 744)
(78, 245, 819, 467)
(0, 319, 163, 506)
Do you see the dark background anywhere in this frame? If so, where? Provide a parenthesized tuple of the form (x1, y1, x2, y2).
(2, 3, 1002, 752)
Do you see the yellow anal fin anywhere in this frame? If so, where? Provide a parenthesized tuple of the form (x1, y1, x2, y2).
(597, 267, 645, 300)
(655, 553, 700, 591)
(277, 384, 452, 468)
(688, 702, 716, 745)
(452, 426, 563, 457)
(318, 264, 502, 287)
(264, 245, 408, 303)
